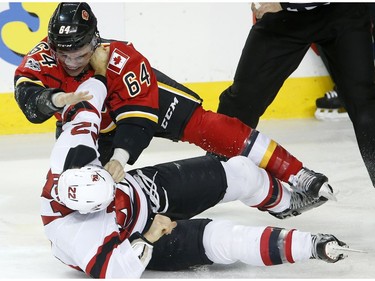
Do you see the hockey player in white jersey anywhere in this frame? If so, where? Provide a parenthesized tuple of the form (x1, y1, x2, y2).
(39, 56, 351, 278)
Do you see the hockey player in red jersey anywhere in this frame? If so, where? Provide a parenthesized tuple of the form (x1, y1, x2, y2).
(41, 76, 349, 278)
(15, 2, 335, 218)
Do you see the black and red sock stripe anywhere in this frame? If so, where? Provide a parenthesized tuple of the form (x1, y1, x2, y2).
(253, 174, 283, 211)
(260, 226, 295, 265)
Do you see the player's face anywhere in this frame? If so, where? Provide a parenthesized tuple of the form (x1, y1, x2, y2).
(56, 44, 94, 77)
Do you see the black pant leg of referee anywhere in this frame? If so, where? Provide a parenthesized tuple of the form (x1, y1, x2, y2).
(320, 4, 375, 187)
(217, 10, 311, 128)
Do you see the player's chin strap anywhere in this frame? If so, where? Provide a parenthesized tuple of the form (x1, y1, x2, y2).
(133, 170, 169, 213)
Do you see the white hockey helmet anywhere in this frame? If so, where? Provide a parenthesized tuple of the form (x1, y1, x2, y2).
(57, 165, 116, 214)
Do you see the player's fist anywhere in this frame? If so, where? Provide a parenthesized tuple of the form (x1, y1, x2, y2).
(143, 214, 177, 243)
(251, 2, 282, 19)
(104, 159, 125, 183)
(90, 45, 110, 76)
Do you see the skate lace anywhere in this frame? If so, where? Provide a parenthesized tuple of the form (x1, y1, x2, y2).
(290, 191, 319, 210)
(295, 169, 315, 193)
(325, 90, 338, 99)
(133, 170, 169, 213)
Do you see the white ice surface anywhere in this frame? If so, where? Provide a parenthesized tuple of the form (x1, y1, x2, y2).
(1, 118, 375, 279)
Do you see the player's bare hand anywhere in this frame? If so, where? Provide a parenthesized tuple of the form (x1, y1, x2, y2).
(104, 159, 125, 183)
(90, 45, 110, 76)
(143, 214, 177, 243)
(251, 2, 282, 19)
(52, 91, 93, 108)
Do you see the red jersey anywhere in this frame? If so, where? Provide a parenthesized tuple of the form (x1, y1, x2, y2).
(15, 37, 159, 164)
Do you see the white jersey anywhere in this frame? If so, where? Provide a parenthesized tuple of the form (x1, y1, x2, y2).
(39, 78, 320, 277)
(40, 78, 151, 278)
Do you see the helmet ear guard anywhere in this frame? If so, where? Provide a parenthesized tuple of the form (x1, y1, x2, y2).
(57, 165, 116, 214)
(48, 2, 100, 51)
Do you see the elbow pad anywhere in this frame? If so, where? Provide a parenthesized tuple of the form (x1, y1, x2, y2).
(15, 81, 63, 122)
(36, 88, 64, 115)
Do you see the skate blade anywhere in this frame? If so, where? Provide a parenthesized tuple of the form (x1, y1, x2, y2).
(315, 108, 349, 122)
(326, 243, 367, 261)
(330, 244, 368, 254)
(319, 183, 337, 201)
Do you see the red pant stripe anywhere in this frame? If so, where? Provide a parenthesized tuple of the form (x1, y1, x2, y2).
(260, 227, 273, 266)
(285, 229, 296, 263)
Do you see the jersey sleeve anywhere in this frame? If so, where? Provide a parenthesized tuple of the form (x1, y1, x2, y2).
(106, 43, 159, 164)
(49, 77, 107, 174)
(98, 232, 153, 278)
(14, 39, 63, 123)
(48, 213, 150, 278)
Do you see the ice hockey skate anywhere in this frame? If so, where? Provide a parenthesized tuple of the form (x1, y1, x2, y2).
(314, 90, 349, 121)
(289, 167, 337, 201)
(269, 189, 328, 219)
(311, 233, 349, 263)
